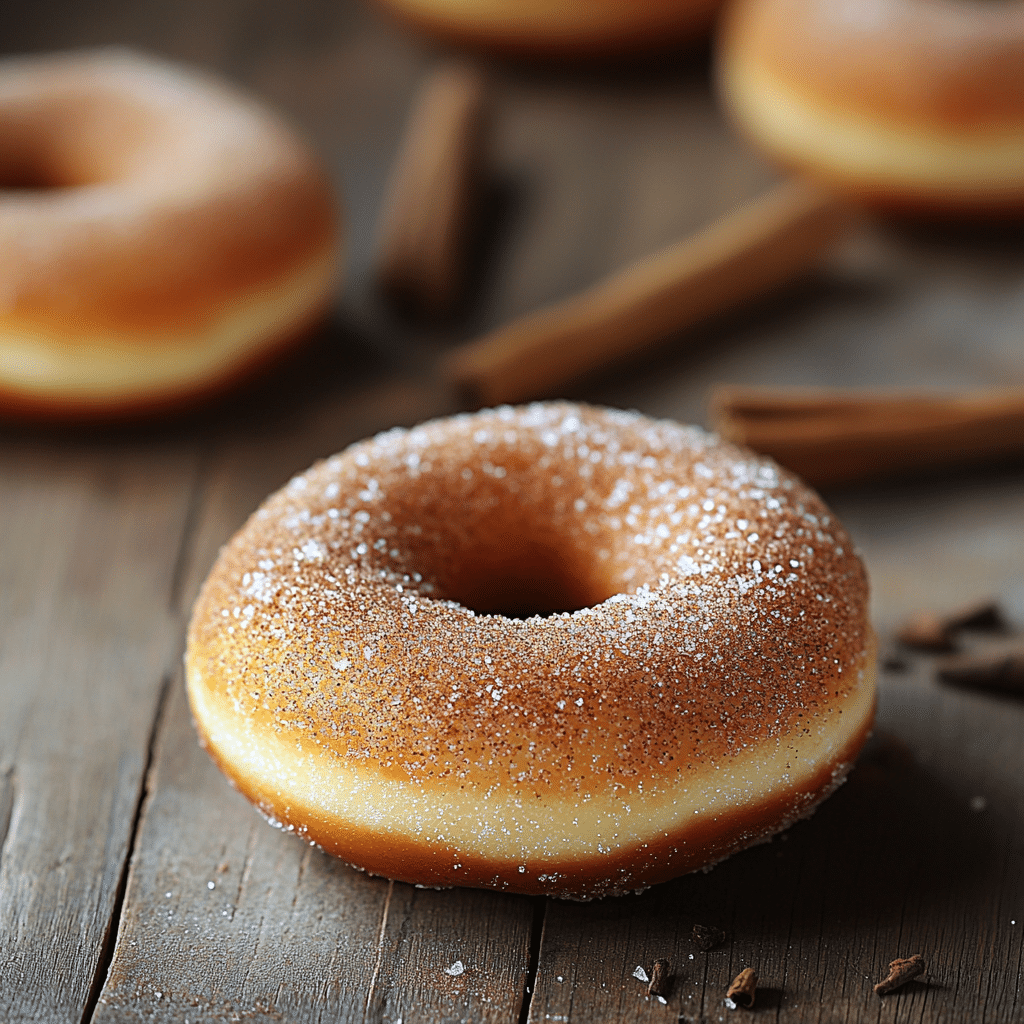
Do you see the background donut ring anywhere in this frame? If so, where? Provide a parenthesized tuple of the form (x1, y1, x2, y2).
(374, 0, 726, 57)
(717, 0, 1024, 214)
(0, 48, 340, 419)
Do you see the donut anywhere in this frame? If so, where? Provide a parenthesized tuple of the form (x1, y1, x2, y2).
(375, 0, 724, 57)
(0, 49, 339, 418)
(186, 403, 875, 899)
(717, 0, 1024, 213)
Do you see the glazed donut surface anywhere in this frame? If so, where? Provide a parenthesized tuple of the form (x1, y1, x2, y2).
(187, 403, 875, 899)
(0, 49, 338, 417)
(718, 0, 1024, 212)
(376, 0, 724, 56)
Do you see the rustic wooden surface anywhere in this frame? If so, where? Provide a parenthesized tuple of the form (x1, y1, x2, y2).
(2, 1, 1024, 1022)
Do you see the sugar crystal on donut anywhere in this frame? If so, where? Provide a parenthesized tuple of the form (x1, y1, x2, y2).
(186, 402, 876, 899)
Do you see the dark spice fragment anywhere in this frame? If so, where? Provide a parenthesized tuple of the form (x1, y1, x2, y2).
(692, 924, 726, 952)
(648, 958, 671, 998)
(874, 954, 925, 995)
(725, 967, 757, 1009)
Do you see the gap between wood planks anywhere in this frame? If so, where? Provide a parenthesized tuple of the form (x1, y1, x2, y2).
(168, 447, 213, 616)
(519, 897, 546, 1024)
(0, 765, 15, 864)
(364, 880, 396, 1016)
(80, 451, 211, 1023)
(80, 669, 174, 1024)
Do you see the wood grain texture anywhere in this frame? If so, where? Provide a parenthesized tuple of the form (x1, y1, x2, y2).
(0, 441, 199, 1022)
(94, 381, 531, 1022)
(2, 0, 1024, 1021)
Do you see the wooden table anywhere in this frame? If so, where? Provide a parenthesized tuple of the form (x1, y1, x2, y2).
(3, 3, 1024, 1021)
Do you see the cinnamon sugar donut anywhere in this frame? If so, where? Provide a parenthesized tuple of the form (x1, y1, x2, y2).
(186, 403, 875, 899)
(717, 0, 1024, 213)
(0, 49, 339, 418)
(376, 0, 724, 56)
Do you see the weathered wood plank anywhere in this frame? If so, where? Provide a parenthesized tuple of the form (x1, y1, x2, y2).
(95, 680, 398, 1023)
(3, 0, 1024, 1020)
(0, 442, 199, 1022)
(96, 379, 533, 1022)
(362, 885, 539, 1024)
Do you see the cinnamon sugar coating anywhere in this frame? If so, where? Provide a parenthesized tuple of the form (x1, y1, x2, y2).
(187, 403, 875, 898)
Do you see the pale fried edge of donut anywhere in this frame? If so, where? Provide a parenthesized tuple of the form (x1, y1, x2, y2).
(186, 637, 876, 898)
(373, 0, 721, 56)
(0, 243, 337, 408)
(719, 58, 1024, 210)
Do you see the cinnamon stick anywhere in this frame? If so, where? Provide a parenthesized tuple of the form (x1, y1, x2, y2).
(374, 64, 487, 320)
(445, 180, 856, 407)
(710, 385, 1024, 486)
(936, 642, 1024, 693)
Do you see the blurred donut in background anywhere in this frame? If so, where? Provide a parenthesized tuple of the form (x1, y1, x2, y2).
(0, 49, 340, 419)
(374, 0, 725, 56)
(717, 0, 1024, 214)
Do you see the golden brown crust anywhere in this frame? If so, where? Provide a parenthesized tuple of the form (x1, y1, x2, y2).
(718, 0, 1024, 212)
(0, 49, 340, 413)
(187, 403, 875, 898)
(0, 289, 330, 422)
(722, 0, 1024, 132)
(374, 0, 724, 57)
(193, 676, 874, 896)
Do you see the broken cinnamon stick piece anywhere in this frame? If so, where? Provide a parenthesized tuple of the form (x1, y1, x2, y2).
(725, 967, 758, 1009)
(936, 642, 1024, 694)
(711, 385, 1024, 486)
(648, 959, 671, 998)
(898, 599, 1004, 652)
(874, 954, 925, 995)
(446, 180, 855, 407)
(374, 64, 487, 320)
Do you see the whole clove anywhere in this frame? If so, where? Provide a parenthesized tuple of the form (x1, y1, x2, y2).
(725, 967, 757, 1009)
(692, 924, 726, 952)
(648, 958, 671, 998)
(874, 954, 926, 995)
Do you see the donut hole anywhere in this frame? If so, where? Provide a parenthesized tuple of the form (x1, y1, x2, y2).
(0, 158, 56, 189)
(0, 137, 77, 189)
(0, 142, 105, 190)
(389, 488, 624, 618)
(436, 538, 616, 618)
(0, 91, 158, 190)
